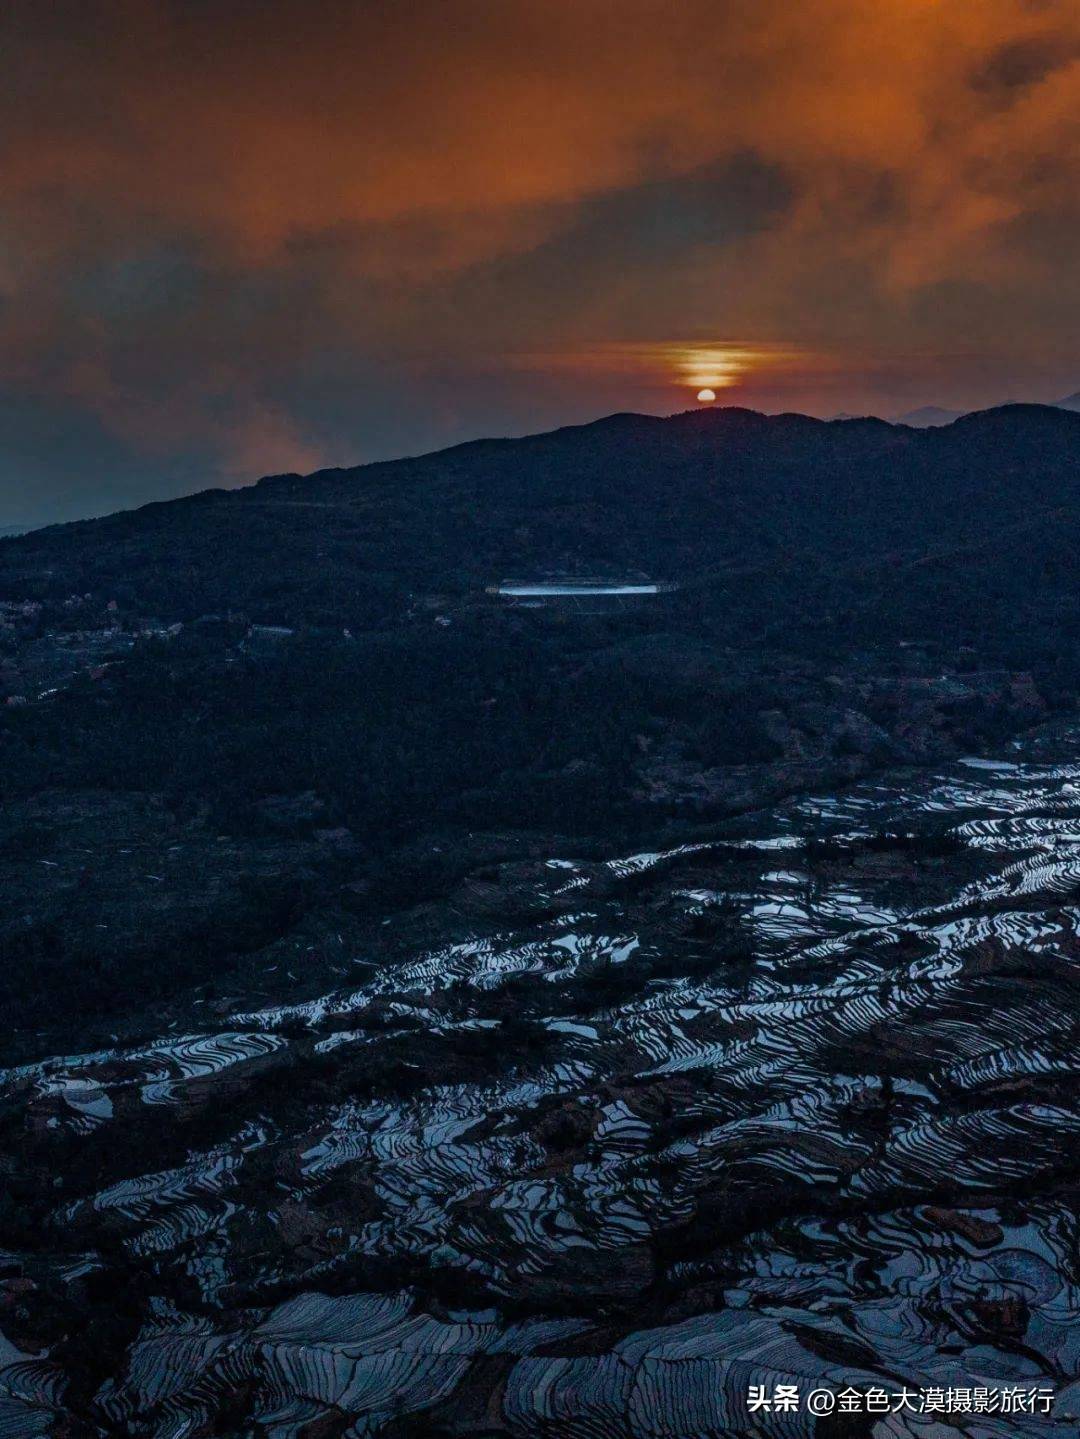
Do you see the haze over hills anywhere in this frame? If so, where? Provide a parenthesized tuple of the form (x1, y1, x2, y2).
(889, 392, 1080, 427)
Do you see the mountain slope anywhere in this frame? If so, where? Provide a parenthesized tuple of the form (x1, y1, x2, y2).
(2, 403, 1080, 642)
(1, 406, 1079, 1428)
(0, 403, 1078, 1038)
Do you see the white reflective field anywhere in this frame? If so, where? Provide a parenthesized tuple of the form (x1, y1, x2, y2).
(2, 740, 1079, 1434)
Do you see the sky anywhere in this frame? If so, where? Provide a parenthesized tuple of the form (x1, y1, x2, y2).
(3, 0, 1080, 526)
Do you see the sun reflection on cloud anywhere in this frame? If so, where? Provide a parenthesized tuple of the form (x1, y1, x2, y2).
(627, 341, 806, 391)
(507, 341, 809, 396)
(670, 345, 793, 390)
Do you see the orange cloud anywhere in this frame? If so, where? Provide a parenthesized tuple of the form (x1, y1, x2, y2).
(1, 0, 1079, 488)
(3, 2, 1077, 265)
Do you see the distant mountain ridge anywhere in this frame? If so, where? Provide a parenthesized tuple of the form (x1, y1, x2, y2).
(894, 390, 1080, 427)
(892, 404, 965, 427)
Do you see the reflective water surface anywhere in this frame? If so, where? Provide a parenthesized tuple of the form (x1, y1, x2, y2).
(2, 738, 1078, 1434)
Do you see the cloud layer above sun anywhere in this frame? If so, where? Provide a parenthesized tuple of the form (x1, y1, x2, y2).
(2, 0, 1080, 521)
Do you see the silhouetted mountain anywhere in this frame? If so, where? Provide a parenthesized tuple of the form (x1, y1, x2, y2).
(893, 403, 964, 427)
(894, 391, 1080, 424)
(2, 396, 1078, 871)
(4, 402, 1080, 639)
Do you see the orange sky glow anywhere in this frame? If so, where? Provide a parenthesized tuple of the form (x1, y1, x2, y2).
(2, 0, 1080, 521)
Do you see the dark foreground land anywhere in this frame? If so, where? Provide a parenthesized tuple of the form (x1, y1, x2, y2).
(0, 405, 1077, 1433)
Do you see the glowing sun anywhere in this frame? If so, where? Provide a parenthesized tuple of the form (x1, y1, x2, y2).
(696, 388, 716, 403)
